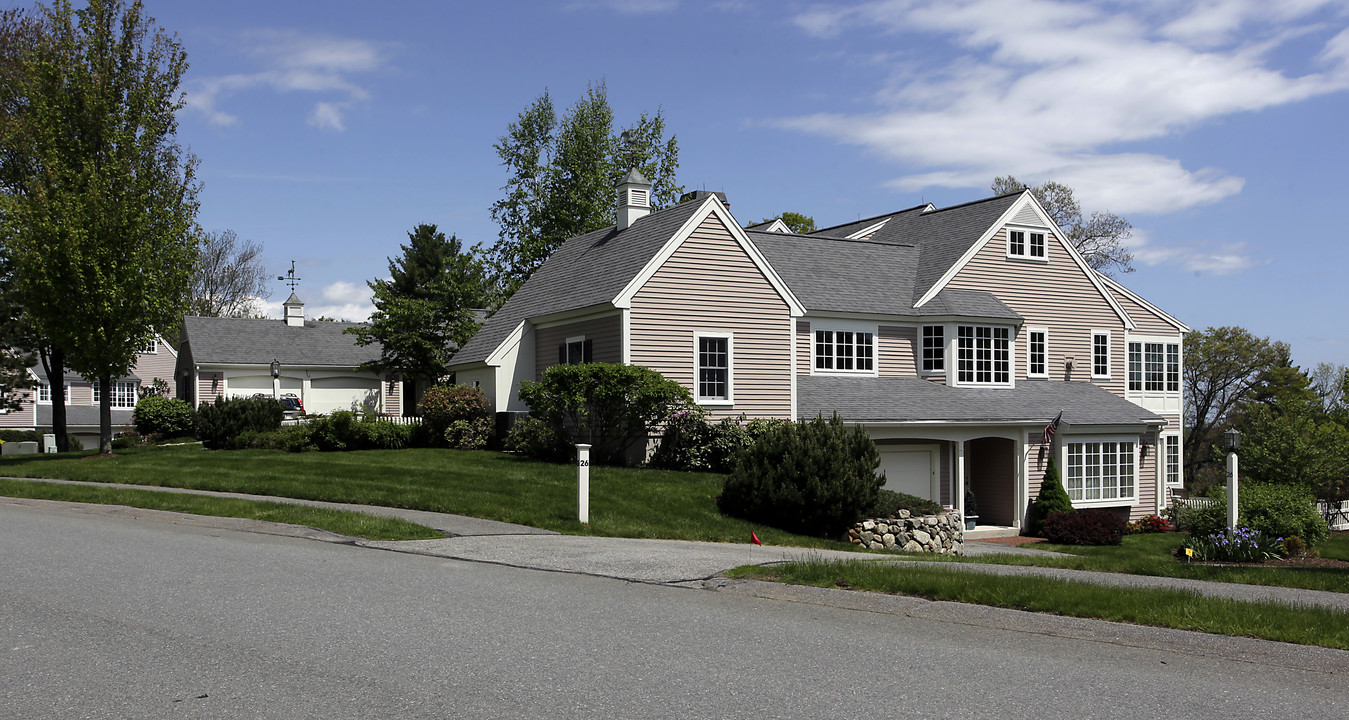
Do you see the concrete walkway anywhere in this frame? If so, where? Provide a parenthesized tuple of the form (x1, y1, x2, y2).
(5, 476, 1347, 612)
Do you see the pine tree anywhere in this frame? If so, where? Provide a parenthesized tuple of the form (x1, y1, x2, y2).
(1028, 457, 1074, 536)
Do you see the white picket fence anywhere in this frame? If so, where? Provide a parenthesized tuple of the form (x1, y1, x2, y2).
(1172, 496, 1348, 530)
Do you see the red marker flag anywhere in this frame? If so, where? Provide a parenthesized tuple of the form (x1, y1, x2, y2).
(750, 531, 762, 546)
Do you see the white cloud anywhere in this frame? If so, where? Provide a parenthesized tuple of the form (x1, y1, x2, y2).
(255, 281, 374, 322)
(1129, 229, 1267, 276)
(780, 0, 1349, 214)
(187, 30, 386, 131)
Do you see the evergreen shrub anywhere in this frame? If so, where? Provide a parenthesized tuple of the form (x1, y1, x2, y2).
(1028, 457, 1073, 536)
(1181, 484, 1329, 547)
(1042, 508, 1126, 545)
(195, 395, 284, 450)
(870, 489, 943, 518)
(133, 396, 196, 438)
(719, 414, 884, 538)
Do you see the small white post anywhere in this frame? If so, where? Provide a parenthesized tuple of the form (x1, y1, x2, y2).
(576, 444, 591, 524)
(1226, 451, 1239, 539)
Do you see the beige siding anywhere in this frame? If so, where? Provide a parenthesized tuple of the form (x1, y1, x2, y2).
(630, 214, 792, 420)
(198, 372, 223, 406)
(878, 325, 917, 377)
(534, 314, 623, 380)
(385, 380, 402, 416)
(945, 229, 1127, 393)
(131, 345, 177, 386)
(796, 321, 810, 376)
(1109, 287, 1180, 336)
(0, 390, 37, 428)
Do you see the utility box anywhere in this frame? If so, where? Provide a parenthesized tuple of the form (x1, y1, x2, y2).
(43, 434, 57, 453)
(1, 441, 38, 455)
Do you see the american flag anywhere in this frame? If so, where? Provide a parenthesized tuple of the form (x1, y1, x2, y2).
(1042, 411, 1063, 445)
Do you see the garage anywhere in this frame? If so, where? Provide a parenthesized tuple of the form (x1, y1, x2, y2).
(878, 444, 939, 502)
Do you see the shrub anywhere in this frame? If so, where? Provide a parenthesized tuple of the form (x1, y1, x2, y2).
(1027, 457, 1073, 536)
(1283, 536, 1306, 557)
(1183, 526, 1284, 563)
(1042, 508, 1126, 546)
(503, 416, 572, 462)
(418, 385, 493, 449)
(296, 412, 417, 452)
(111, 431, 143, 450)
(1180, 483, 1329, 547)
(1126, 514, 1170, 534)
(195, 395, 284, 450)
(719, 414, 883, 538)
(871, 489, 943, 518)
(133, 396, 196, 438)
(649, 410, 755, 473)
(0, 430, 43, 444)
(519, 362, 693, 466)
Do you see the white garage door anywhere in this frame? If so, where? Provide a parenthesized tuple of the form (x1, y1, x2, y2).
(879, 445, 938, 501)
(307, 377, 381, 414)
(227, 375, 273, 396)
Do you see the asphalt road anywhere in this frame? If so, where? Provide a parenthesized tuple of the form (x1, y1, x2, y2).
(2, 503, 1346, 719)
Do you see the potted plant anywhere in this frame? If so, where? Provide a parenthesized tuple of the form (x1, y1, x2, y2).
(964, 488, 980, 531)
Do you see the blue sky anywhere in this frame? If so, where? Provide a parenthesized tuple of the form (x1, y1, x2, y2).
(68, 1, 1349, 368)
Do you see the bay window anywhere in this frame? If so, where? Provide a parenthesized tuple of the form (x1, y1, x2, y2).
(956, 325, 1010, 384)
(1065, 439, 1136, 503)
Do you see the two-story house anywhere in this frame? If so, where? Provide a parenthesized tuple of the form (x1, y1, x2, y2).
(448, 171, 1186, 530)
(0, 335, 178, 448)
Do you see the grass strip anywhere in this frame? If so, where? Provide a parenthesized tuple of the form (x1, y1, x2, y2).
(0, 444, 856, 550)
(886, 533, 1349, 594)
(731, 559, 1349, 649)
(0, 478, 442, 541)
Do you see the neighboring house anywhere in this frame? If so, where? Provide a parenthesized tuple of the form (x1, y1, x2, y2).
(449, 171, 1187, 529)
(0, 335, 178, 448)
(176, 293, 406, 416)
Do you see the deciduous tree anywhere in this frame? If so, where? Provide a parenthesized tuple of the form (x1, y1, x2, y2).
(1182, 326, 1287, 481)
(763, 212, 816, 234)
(187, 228, 270, 319)
(991, 176, 1134, 275)
(485, 81, 681, 304)
(2, 0, 199, 454)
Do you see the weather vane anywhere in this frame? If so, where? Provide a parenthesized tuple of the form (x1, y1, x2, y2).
(278, 260, 302, 291)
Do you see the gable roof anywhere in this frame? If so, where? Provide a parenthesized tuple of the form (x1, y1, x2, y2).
(452, 199, 707, 365)
(800, 375, 1165, 427)
(181, 316, 381, 367)
(748, 231, 1020, 321)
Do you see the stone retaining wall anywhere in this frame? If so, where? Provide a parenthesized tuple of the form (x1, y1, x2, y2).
(847, 511, 963, 554)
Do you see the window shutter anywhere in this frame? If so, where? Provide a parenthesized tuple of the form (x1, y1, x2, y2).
(583, 339, 594, 363)
(558, 344, 566, 365)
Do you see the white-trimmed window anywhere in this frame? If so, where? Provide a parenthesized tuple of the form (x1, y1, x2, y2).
(694, 332, 732, 404)
(93, 381, 138, 408)
(956, 325, 1010, 384)
(814, 329, 874, 373)
(559, 336, 591, 365)
(1128, 340, 1181, 393)
(1065, 439, 1137, 503)
(137, 338, 158, 354)
(1164, 434, 1182, 487)
(922, 325, 945, 373)
(1007, 227, 1047, 260)
(37, 381, 70, 404)
(1027, 327, 1048, 378)
(1091, 331, 1111, 379)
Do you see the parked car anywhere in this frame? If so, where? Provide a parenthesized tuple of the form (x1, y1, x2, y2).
(252, 393, 305, 421)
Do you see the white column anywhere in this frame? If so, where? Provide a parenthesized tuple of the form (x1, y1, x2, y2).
(1226, 451, 1239, 538)
(956, 440, 967, 521)
(577, 444, 592, 524)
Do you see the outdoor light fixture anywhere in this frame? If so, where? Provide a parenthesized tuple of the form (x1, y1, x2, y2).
(1223, 428, 1241, 452)
(270, 359, 280, 379)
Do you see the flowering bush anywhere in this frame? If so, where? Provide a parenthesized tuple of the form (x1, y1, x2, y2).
(1183, 526, 1285, 563)
(1126, 514, 1170, 534)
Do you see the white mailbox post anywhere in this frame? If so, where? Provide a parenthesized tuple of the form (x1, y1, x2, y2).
(576, 444, 591, 524)
(1224, 429, 1241, 539)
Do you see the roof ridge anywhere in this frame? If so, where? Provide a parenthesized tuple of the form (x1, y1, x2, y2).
(812, 203, 933, 234)
(917, 191, 1022, 217)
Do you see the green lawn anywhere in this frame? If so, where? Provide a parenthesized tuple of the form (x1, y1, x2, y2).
(0, 477, 440, 541)
(0, 444, 855, 550)
(930, 533, 1349, 594)
(730, 559, 1349, 650)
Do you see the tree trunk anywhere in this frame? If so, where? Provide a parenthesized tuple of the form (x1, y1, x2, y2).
(99, 372, 113, 455)
(39, 347, 70, 452)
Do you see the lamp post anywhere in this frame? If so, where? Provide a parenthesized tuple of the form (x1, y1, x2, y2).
(270, 359, 280, 400)
(1224, 428, 1241, 539)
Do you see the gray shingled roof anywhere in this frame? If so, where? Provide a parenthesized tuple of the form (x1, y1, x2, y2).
(799, 376, 1165, 426)
(37, 404, 133, 428)
(453, 199, 707, 365)
(181, 316, 381, 367)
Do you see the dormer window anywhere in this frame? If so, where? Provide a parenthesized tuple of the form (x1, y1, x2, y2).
(1007, 227, 1047, 261)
